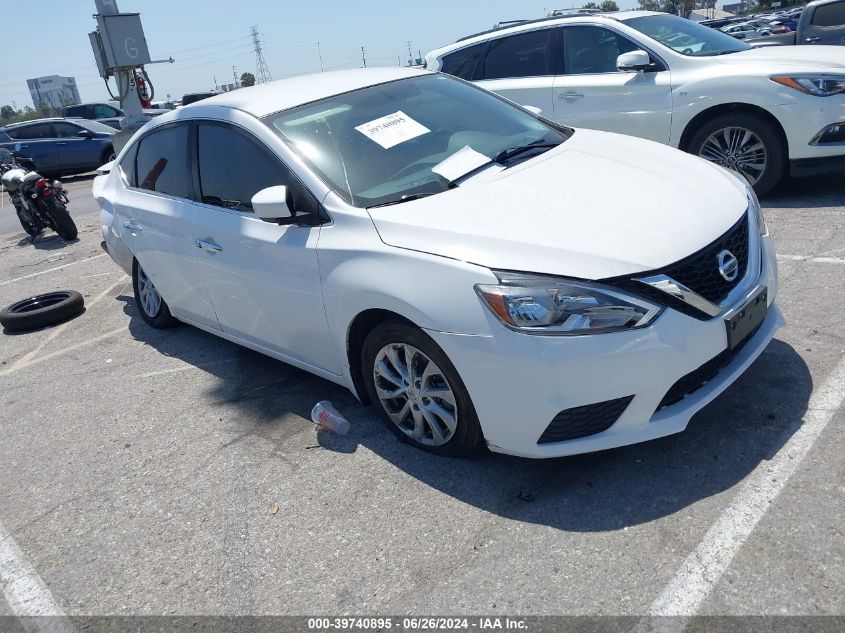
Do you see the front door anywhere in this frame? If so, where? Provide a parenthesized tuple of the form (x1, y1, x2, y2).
(552, 25, 673, 144)
(188, 122, 335, 372)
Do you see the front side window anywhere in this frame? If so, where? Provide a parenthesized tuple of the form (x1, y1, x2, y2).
(812, 3, 845, 26)
(197, 124, 311, 213)
(135, 125, 190, 198)
(563, 26, 639, 75)
(440, 43, 487, 80)
(482, 29, 553, 79)
(53, 122, 83, 138)
(625, 14, 751, 56)
(264, 74, 569, 208)
(94, 104, 121, 118)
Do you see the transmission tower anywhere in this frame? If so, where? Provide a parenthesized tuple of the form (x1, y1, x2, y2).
(251, 25, 272, 83)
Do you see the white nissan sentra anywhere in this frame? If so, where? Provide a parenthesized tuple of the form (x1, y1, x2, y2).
(96, 67, 782, 458)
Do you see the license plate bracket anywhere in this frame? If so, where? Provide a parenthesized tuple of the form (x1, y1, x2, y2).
(725, 287, 767, 350)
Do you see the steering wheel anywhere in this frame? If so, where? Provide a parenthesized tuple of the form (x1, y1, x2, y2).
(386, 159, 439, 183)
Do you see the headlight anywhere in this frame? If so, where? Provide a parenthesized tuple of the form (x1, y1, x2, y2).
(771, 75, 845, 97)
(475, 272, 663, 335)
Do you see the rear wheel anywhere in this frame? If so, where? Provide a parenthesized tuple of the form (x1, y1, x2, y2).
(688, 113, 787, 197)
(102, 147, 116, 164)
(362, 320, 484, 457)
(44, 199, 78, 240)
(132, 259, 177, 328)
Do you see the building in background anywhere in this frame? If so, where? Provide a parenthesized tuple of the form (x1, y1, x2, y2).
(26, 76, 81, 110)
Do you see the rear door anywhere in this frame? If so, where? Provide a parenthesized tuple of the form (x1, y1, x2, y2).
(6, 123, 62, 172)
(552, 24, 672, 144)
(112, 123, 219, 328)
(473, 28, 557, 117)
(802, 0, 845, 44)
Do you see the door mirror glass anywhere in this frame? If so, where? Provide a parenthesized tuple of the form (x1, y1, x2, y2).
(522, 105, 542, 115)
(252, 186, 292, 222)
(617, 50, 652, 72)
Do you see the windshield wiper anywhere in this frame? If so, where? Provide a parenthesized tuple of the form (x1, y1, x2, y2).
(368, 192, 439, 208)
(493, 140, 560, 165)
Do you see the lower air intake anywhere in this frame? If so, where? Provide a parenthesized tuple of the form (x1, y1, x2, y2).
(538, 396, 634, 444)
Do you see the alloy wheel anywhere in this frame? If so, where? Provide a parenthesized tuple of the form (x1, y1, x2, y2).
(137, 267, 161, 318)
(697, 126, 767, 185)
(373, 343, 458, 446)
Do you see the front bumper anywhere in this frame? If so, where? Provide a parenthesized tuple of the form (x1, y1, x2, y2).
(426, 234, 782, 459)
(769, 96, 845, 162)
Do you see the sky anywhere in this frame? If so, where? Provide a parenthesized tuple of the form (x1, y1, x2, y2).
(0, 0, 659, 110)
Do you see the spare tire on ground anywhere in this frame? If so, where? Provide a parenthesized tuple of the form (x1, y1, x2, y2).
(1, 290, 84, 332)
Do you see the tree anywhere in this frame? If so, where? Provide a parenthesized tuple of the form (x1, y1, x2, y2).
(599, 0, 619, 10)
(583, 1, 599, 7)
(240, 72, 256, 87)
(0, 105, 14, 120)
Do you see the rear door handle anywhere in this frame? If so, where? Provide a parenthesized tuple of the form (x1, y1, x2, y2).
(804, 36, 820, 42)
(123, 221, 142, 232)
(558, 92, 585, 101)
(195, 239, 223, 253)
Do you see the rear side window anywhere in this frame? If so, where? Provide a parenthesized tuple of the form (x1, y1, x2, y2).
(63, 105, 86, 117)
(7, 123, 53, 139)
(812, 2, 845, 26)
(197, 123, 315, 214)
(135, 125, 190, 198)
(482, 29, 553, 79)
(440, 43, 487, 80)
(94, 104, 121, 118)
(119, 142, 138, 187)
(563, 26, 639, 75)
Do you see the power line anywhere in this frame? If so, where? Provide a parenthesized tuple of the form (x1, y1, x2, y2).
(251, 26, 272, 83)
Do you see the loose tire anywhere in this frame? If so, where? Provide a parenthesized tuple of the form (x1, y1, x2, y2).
(688, 113, 787, 197)
(0, 290, 84, 332)
(132, 259, 177, 328)
(44, 199, 78, 240)
(361, 320, 484, 457)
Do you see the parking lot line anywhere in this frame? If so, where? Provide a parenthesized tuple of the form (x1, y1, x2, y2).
(639, 353, 845, 628)
(0, 519, 74, 632)
(0, 254, 107, 287)
(777, 254, 845, 265)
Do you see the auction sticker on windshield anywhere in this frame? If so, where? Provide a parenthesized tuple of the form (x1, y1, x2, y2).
(355, 111, 430, 149)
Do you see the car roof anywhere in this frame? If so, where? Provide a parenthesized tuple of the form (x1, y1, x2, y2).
(186, 67, 430, 118)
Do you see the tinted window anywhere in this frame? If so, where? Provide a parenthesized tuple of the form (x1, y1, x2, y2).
(135, 125, 190, 198)
(53, 122, 83, 138)
(441, 43, 487, 80)
(119, 142, 138, 187)
(198, 124, 310, 213)
(812, 2, 845, 26)
(483, 29, 552, 79)
(563, 26, 638, 74)
(63, 105, 87, 117)
(7, 123, 53, 140)
(94, 104, 121, 118)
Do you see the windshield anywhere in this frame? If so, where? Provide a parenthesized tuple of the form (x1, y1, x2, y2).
(264, 74, 569, 208)
(625, 14, 751, 56)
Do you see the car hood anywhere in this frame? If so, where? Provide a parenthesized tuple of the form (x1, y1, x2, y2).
(367, 129, 748, 280)
(714, 45, 845, 70)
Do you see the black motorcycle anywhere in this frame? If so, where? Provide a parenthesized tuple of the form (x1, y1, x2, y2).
(0, 149, 77, 241)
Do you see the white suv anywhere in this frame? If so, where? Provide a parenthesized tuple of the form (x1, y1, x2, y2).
(426, 11, 845, 195)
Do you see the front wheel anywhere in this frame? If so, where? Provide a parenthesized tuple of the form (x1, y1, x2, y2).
(15, 207, 39, 236)
(361, 320, 484, 457)
(132, 259, 177, 328)
(44, 199, 78, 240)
(688, 113, 787, 197)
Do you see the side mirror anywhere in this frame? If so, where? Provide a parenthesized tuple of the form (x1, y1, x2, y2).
(522, 105, 542, 115)
(76, 130, 94, 139)
(617, 50, 652, 72)
(251, 185, 292, 223)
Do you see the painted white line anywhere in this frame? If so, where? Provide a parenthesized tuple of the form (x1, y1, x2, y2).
(0, 519, 74, 632)
(0, 254, 106, 287)
(134, 358, 238, 379)
(777, 254, 845, 265)
(638, 354, 845, 631)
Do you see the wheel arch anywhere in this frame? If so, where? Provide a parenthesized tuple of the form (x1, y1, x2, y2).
(679, 103, 788, 154)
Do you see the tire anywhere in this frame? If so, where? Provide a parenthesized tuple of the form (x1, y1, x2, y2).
(688, 112, 787, 197)
(361, 320, 485, 457)
(44, 199, 78, 240)
(102, 147, 116, 164)
(132, 259, 177, 328)
(0, 290, 84, 332)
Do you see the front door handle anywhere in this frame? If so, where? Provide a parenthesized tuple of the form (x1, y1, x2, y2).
(123, 221, 142, 233)
(195, 239, 223, 253)
(56, 142, 67, 146)
(557, 92, 585, 101)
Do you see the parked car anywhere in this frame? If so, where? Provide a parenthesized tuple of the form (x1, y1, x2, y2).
(61, 102, 166, 129)
(722, 21, 774, 39)
(425, 10, 845, 195)
(747, 0, 845, 44)
(96, 68, 781, 459)
(0, 118, 116, 176)
(181, 91, 218, 106)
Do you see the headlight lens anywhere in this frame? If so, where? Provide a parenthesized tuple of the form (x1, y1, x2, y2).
(475, 272, 662, 335)
(771, 75, 845, 97)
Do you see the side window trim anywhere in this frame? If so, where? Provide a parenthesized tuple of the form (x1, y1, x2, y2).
(560, 24, 668, 76)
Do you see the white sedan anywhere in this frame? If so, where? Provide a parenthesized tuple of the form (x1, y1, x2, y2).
(425, 11, 845, 195)
(96, 68, 782, 459)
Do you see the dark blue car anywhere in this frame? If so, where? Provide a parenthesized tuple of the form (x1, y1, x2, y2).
(0, 117, 116, 177)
